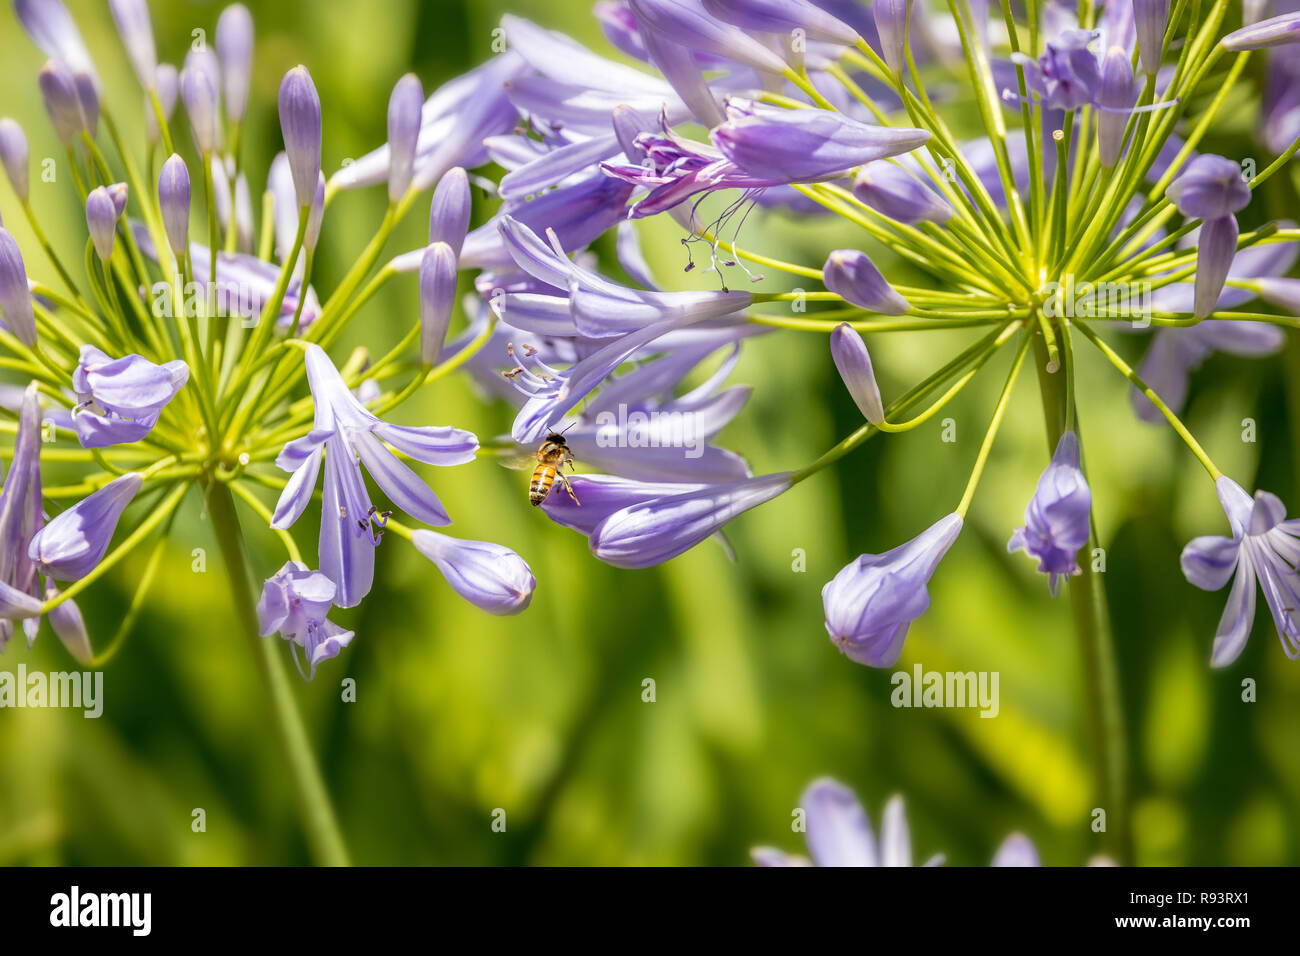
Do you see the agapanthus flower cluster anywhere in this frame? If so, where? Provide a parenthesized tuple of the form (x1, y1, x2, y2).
(322, 0, 1300, 680)
(0, 0, 541, 691)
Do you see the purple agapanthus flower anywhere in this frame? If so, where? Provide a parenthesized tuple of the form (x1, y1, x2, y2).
(586, 471, 791, 567)
(1181, 476, 1300, 667)
(750, 778, 944, 867)
(72, 345, 189, 449)
(751, 777, 1051, 867)
(822, 513, 963, 667)
(490, 218, 755, 442)
(1012, 29, 1104, 110)
(1008, 430, 1092, 596)
(410, 530, 536, 615)
(271, 344, 478, 607)
(542, 475, 710, 534)
(603, 99, 928, 220)
(257, 561, 354, 679)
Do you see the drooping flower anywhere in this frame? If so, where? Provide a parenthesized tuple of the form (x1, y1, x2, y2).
(822, 513, 963, 667)
(410, 530, 536, 615)
(490, 217, 754, 441)
(271, 345, 478, 607)
(588, 472, 792, 568)
(72, 345, 189, 449)
(29, 473, 143, 582)
(256, 561, 354, 679)
(1180, 476, 1300, 666)
(1007, 430, 1092, 596)
(1132, 230, 1297, 421)
(750, 778, 943, 867)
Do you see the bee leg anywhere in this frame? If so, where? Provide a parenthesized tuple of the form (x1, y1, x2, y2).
(558, 472, 581, 506)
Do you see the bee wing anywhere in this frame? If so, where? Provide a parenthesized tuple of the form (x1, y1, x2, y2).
(496, 453, 539, 472)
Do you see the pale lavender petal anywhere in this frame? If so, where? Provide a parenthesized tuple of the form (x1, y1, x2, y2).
(801, 778, 878, 867)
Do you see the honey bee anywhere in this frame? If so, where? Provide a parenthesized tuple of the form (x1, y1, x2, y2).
(529, 427, 580, 507)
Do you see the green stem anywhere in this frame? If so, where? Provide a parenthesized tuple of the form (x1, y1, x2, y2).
(1031, 327, 1132, 866)
(203, 480, 351, 867)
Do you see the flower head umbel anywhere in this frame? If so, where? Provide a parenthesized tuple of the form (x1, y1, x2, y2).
(1008, 430, 1092, 596)
(1181, 477, 1300, 667)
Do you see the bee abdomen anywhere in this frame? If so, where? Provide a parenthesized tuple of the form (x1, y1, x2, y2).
(529, 464, 556, 506)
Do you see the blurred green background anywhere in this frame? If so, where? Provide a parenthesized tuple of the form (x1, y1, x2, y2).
(1, 0, 1298, 866)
